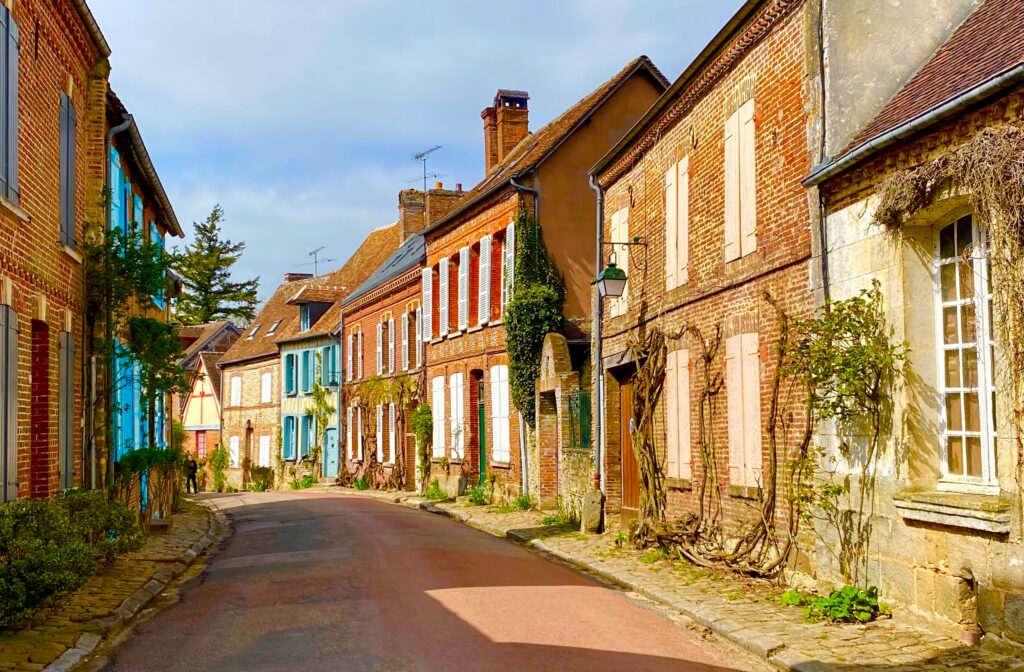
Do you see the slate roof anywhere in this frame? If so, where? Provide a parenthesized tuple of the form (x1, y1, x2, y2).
(342, 233, 426, 308)
(198, 352, 224, 405)
(426, 56, 669, 234)
(837, 0, 1024, 161)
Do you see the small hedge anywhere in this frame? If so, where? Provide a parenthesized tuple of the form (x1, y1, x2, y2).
(0, 489, 144, 629)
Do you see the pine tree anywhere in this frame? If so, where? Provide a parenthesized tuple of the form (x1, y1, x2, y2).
(173, 205, 260, 324)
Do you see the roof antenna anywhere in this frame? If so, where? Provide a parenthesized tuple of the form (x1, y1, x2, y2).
(412, 145, 442, 193)
(307, 246, 329, 276)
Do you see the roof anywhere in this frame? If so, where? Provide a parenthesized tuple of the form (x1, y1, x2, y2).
(832, 0, 1024, 165)
(426, 56, 669, 234)
(218, 277, 313, 367)
(107, 90, 183, 238)
(286, 285, 342, 305)
(342, 233, 426, 308)
(198, 352, 224, 405)
(591, 0, 798, 183)
(179, 320, 239, 367)
(273, 223, 403, 344)
(70, 0, 111, 59)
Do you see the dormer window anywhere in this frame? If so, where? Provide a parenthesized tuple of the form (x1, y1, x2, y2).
(267, 320, 282, 336)
(300, 304, 310, 331)
(247, 324, 260, 340)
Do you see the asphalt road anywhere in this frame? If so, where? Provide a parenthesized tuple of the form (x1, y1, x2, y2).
(98, 492, 763, 672)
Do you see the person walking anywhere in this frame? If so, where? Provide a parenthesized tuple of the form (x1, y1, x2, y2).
(185, 456, 199, 494)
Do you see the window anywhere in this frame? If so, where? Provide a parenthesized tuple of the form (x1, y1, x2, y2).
(439, 259, 450, 337)
(59, 331, 75, 489)
(402, 313, 410, 371)
(505, 220, 515, 309)
(228, 436, 240, 468)
(300, 415, 312, 459)
(59, 92, 77, 249)
(724, 98, 757, 262)
(267, 320, 281, 336)
(726, 332, 762, 488)
(247, 325, 260, 340)
(664, 349, 691, 479)
(301, 350, 312, 393)
(346, 406, 354, 460)
(357, 330, 363, 379)
(150, 222, 165, 308)
(389, 403, 396, 466)
(489, 365, 511, 463)
(431, 376, 446, 458)
(376, 321, 383, 375)
(109, 148, 123, 233)
(282, 416, 297, 460)
(357, 406, 363, 460)
(665, 156, 690, 290)
(478, 235, 492, 325)
(321, 344, 338, 385)
(196, 430, 207, 459)
(376, 404, 384, 463)
(0, 5, 19, 205)
(608, 207, 629, 318)
(258, 435, 271, 467)
(387, 317, 395, 373)
(458, 247, 470, 331)
(421, 268, 433, 342)
(937, 215, 996, 487)
(499, 236, 508, 313)
(346, 333, 354, 381)
(284, 353, 297, 395)
(260, 372, 272, 403)
(300, 304, 311, 331)
(449, 372, 465, 460)
(415, 307, 423, 368)
(230, 376, 241, 406)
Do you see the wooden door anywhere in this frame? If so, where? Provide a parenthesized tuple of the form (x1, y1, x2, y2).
(620, 379, 639, 512)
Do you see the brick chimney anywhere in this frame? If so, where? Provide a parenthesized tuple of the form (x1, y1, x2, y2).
(495, 89, 529, 165)
(398, 189, 426, 242)
(284, 272, 313, 282)
(481, 106, 498, 174)
(425, 182, 464, 227)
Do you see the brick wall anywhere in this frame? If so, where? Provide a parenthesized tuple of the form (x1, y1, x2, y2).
(220, 356, 281, 487)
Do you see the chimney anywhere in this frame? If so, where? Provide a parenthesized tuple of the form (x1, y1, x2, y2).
(284, 272, 313, 282)
(495, 89, 529, 166)
(398, 189, 426, 242)
(481, 106, 498, 174)
(425, 183, 465, 227)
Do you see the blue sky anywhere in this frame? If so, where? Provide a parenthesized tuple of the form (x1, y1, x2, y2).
(88, 1, 744, 302)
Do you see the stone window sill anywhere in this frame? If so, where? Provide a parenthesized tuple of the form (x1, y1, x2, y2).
(667, 477, 692, 491)
(728, 484, 759, 500)
(447, 331, 462, 340)
(0, 196, 29, 223)
(491, 319, 503, 326)
(61, 244, 83, 264)
(489, 461, 511, 469)
(893, 489, 1011, 534)
(467, 324, 483, 333)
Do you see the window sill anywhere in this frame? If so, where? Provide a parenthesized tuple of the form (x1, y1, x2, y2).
(667, 477, 692, 491)
(432, 338, 444, 344)
(488, 461, 511, 470)
(491, 319, 503, 327)
(728, 484, 759, 500)
(467, 325, 483, 333)
(893, 489, 1011, 534)
(0, 196, 29, 223)
(61, 244, 83, 265)
(448, 331, 463, 340)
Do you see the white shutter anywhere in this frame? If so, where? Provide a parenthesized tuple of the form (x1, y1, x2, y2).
(347, 406, 353, 459)
(610, 208, 629, 317)
(261, 372, 272, 403)
(505, 220, 516, 299)
(357, 331, 363, 379)
(724, 109, 740, 262)
(376, 322, 383, 375)
(725, 334, 744, 485)
(439, 258, 449, 337)
(665, 351, 679, 478)
(664, 164, 677, 291)
(450, 373, 464, 459)
(421, 268, 433, 343)
(458, 247, 469, 330)
(346, 334, 353, 381)
(389, 403, 396, 465)
(490, 368, 501, 464)
(415, 307, 423, 368)
(678, 156, 690, 284)
(741, 332, 762, 488)
(402, 314, 409, 371)
(259, 435, 271, 467)
(739, 99, 757, 257)
(388, 317, 395, 373)
(432, 376, 445, 457)
(357, 407, 363, 460)
(376, 404, 384, 462)
(478, 235, 491, 325)
(677, 349, 691, 479)
(231, 376, 241, 406)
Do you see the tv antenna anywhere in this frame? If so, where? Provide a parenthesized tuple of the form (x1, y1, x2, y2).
(305, 246, 334, 276)
(412, 145, 442, 193)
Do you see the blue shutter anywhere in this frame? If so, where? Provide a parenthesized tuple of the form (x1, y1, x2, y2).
(282, 416, 295, 460)
(300, 415, 310, 458)
(285, 354, 295, 395)
(150, 222, 165, 308)
(301, 350, 310, 393)
(122, 180, 131, 234)
(108, 148, 122, 232)
(156, 394, 165, 448)
(59, 92, 77, 248)
(2, 9, 18, 204)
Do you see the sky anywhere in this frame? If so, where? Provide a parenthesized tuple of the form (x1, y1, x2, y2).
(88, 1, 745, 302)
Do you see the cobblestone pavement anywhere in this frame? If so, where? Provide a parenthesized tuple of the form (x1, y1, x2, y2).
(325, 486, 1024, 672)
(0, 500, 217, 672)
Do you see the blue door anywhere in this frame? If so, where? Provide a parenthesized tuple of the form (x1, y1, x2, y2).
(323, 428, 339, 478)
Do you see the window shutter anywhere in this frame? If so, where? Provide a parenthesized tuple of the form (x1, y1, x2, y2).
(283, 417, 294, 460)
(432, 376, 445, 457)
(739, 99, 757, 257)
(0, 7, 7, 201)
(664, 164, 677, 291)
(347, 406, 353, 460)
(376, 405, 383, 462)
(724, 109, 740, 262)
(505, 221, 516, 298)
(357, 331, 363, 379)
(438, 259, 449, 337)
(59, 94, 70, 246)
(611, 209, 629, 317)
(402, 314, 409, 371)
(664, 350, 679, 478)
(388, 317, 395, 373)
(421, 268, 432, 342)
(741, 332, 762, 488)
(376, 322, 383, 375)
(458, 247, 469, 330)
(490, 367, 504, 463)
(725, 334, 744, 485)
(389, 403, 396, 465)
(4, 14, 18, 205)
(133, 194, 143, 230)
(677, 349, 691, 480)
(415, 307, 423, 368)
(678, 156, 689, 284)
(478, 235, 491, 324)
(357, 407, 363, 459)
(449, 374, 464, 459)
(346, 334, 353, 381)
(108, 148, 122, 232)
(3, 306, 19, 499)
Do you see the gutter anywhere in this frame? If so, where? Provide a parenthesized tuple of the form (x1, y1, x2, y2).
(509, 177, 539, 221)
(70, 0, 111, 59)
(589, 175, 606, 495)
(804, 62, 1024, 187)
(124, 122, 183, 237)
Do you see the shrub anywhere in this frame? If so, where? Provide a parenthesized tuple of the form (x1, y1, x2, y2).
(209, 446, 229, 493)
(423, 479, 446, 500)
(466, 484, 489, 506)
(249, 466, 272, 492)
(782, 585, 889, 623)
(411, 404, 433, 450)
(505, 283, 563, 427)
(0, 490, 144, 628)
(300, 474, 316, 488)
(353, 477, 370, 491)
(497, 493, 536, 513)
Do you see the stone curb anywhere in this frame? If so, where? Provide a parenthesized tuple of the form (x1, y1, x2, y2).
(42, 503, 226, 672)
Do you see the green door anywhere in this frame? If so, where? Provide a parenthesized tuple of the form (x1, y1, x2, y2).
(478, 378, 486, 484)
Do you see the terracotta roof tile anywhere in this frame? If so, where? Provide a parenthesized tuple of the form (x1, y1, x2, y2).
(198, 351, 224, 404)
(179, 321, 238, 367)
(839, 0, 1024, 159)
(286, 285, 343, 305)
(219, 278, 314, 366)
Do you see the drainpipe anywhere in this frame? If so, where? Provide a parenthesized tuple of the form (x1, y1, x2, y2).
(589, 175, 606, 494)
(509, 177, 539, 221)
(815, 0, 830, 306)
(336, 311, 344, 475)
(509, 177, 538, 496)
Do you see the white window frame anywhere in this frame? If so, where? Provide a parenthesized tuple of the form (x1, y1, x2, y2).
(935, 214, 998, 493)
(260, 371, 272, 404)
(431, 375, 446, 458)
(489, 365, 511, 463)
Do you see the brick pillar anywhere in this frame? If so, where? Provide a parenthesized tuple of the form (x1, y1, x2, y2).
(30, 321, 51, 499)
(536, 391, 558, 508)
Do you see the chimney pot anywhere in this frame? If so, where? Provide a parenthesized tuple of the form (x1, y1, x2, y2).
(434, 181, 443, 190)
(284, 272, 313, 282)
(494, 89, 529, 167)
(456, 183, 462, 192)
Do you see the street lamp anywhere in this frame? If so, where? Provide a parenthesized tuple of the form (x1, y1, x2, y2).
(595, 262, 628, 298)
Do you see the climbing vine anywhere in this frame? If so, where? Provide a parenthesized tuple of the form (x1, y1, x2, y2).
(355, 374, 420, 490)
(873, 124, 1024, 533)
(505, 201, 565, 426)
(306, 352, 336, 480)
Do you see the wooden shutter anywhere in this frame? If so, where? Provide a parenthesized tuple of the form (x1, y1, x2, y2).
(3, 13, 18, 204)
(421, 269, 432, 342)
(357, 331, 363, 379)
(58, 331, 74, 489)
(664, 164, 677, 291)
(376, 322, 383, 375)
(376, 405, 383, 462)
(450, 373, 464, 459)
(347, 406, 353, 459)
(724, 109, 740, 262)
(670, 349, 692, 480)
(438, 259, 449, 337)
(490, 367, 501, 463)
(664, 350, 679, 478)
(108, 148, 122, 233)
(283, 417, 295, 460)
(678, 156, 690, 284)
(741, 332, 762, 488)
(389, 403, 396, 465)
(60, 93, 77, 248)
(346, 334, 353, 381)
(402, 314, 409, 371)
(415, 307, 423, 368)
(458, 247, 469, 330)
(388, 317, 395, 373)
(1, 306, 15, 501)
(0, 7, 7, 201)
(478, 235, 491, 324)
(432, 376, 445, 457)
(739, 99, 757, 257)
(505, 220, 516, 299)
(725, 334, 743, 485)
